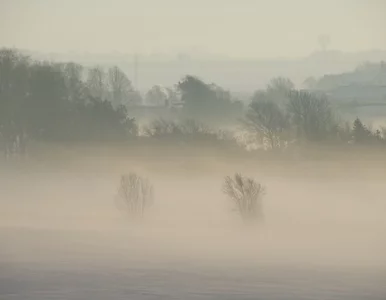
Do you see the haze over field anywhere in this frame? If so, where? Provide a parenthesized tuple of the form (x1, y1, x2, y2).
(1, 0, 386, 299)
(1, 157, 386, 299)
(2, 0, 386, 91)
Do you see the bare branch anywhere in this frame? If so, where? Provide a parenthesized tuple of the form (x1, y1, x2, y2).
(223, 173, 265, 223)
(116, 172, 154, 219)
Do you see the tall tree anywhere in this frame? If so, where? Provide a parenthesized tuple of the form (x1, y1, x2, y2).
(266, 77, 294, 105)
(178, 75, 214, 115)
(352, 117, 372, 143)
(0, 48, 30, 156)
(177, 75, 237, 122)
(107, 66, 134, 107)
(244, 98, 289, 150)
(86, 66, 107, 100)
(26, 62, 69, 139)
(267, 77, 294, 95)
(62, 62, 85, 104)
(288, 90, 335, 141)
(145, 85, 169, 106)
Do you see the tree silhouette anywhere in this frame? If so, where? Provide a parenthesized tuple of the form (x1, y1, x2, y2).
(0, 49, 30, 157)
(352, 117, 372, 143)
(116, 173, 154, 219)
(177, 75, 241, 123)
(244, 98, 290, 150)
(86, 66, 108, 100)
(107, 66, 135, 107)
(223, 173, 265, 223)
(61, 62, 86, 104)
(145, 85, 170, 106)
(287, 90, 335, 141)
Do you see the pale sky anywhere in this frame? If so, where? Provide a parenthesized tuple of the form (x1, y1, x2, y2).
(1, 0, 385, 58)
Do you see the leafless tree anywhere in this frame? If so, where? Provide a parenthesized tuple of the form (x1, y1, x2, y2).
(223, 173, 265, 222)
(244, 99, 290, 150)
(288, 90, 336, 141)
(61, 62, 85, 103)
(266, 77, 294, 95)
(107, 66, 134, 107)
(86, 66, 107, 100)
(116, 173, 154, 219)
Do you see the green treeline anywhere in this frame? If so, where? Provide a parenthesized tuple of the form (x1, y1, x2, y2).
(0, 48, 385, 157)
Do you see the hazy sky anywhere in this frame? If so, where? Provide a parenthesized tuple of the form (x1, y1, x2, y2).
(1, 0, 385, 58)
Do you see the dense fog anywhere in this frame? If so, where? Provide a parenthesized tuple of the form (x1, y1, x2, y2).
(1, 0, 386, 299)
(1, 155, 385, 299)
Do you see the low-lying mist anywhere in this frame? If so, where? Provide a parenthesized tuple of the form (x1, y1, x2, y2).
(1, 154, 385, 272)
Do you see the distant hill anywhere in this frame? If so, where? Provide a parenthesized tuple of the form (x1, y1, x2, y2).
(309, 61, 386, 90)
(305, 62, 386, 104)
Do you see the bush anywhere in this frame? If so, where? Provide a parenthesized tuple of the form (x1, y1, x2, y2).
(116, 173, 154, 219)
(223, 173, 265, 222)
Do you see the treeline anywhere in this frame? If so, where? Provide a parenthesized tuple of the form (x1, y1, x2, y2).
(0, 48, 140, 144)
(0, 48, 241, 147)
(244, 77, 386, 150)
(0, 47, 385, 158)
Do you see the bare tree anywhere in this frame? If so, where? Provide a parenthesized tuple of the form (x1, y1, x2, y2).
(107, 66, 134, 107)
(267, 77, 294, 95)
(244, 98, 290, 150)
(288, 90, 336, 141)
(86, 66, 107, 100)
(223, 173, 265, 222)
(62, 62, 85, 103)
(116, 173, 154, 219)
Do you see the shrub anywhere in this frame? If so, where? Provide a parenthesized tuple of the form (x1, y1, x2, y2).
(116, 172, 154, 219)
(223, 173, 265, 222)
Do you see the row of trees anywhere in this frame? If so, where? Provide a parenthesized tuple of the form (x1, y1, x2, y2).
(1, 47, 385, 158)
(0, 48, 140, 146)
(0, 48, 242, 154)
(243, 77, 386, 150)
(177, 75, 243, 122)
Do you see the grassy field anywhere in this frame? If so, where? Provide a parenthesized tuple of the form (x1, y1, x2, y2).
(1, 144, 385, 299)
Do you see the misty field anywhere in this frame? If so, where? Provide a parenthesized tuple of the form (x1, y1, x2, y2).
(1, 155, 385, 300)
(2, 0, 386, 298)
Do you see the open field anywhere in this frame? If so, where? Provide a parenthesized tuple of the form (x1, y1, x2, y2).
(1, 151, 385, 299)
